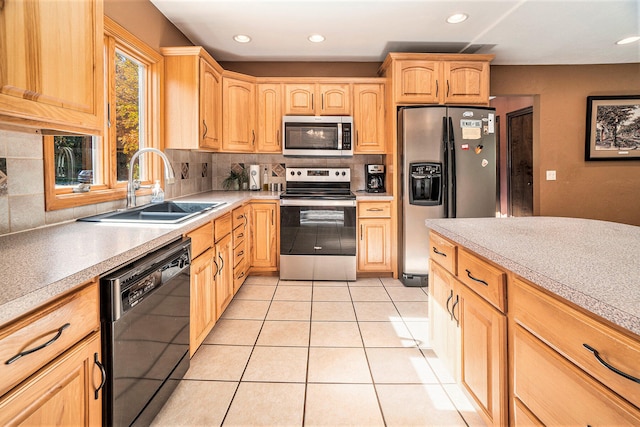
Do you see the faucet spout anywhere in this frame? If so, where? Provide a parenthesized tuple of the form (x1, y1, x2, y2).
(127, 148, 175, 209)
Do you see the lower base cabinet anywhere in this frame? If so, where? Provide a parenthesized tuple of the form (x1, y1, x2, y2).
(357, 201, 392, 273)
(0, 332, 103, 426)
(215, 233, 233, 317)
(250, 201, 278, 272)
(189, 247, 216, 357)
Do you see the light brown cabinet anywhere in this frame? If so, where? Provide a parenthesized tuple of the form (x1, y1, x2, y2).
(257, 83, 283, 153)
(0, 281, 103, 425)
(357, 201, 392, 272)
(283, 83, 351, 115)
(214, 213, 233, 316)
(250, 201, 279, 272)
(380, 53, 493, 105)
(186, 221, 216, 356)
(428, 231, 507, 426)
(162, 47, 223, 151)
(510, 277, 640, 424)
(232, 204, 250, 293)
(353, 84, 385, 154)
(0, 0, 104, 134)
(222, 75, 256, 152)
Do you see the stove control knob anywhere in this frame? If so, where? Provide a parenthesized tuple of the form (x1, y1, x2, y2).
(290, 171, 295, 176)
(341, 171, 346, 176)
(335, 171, 339, 176)
(297, 171, 302, 175)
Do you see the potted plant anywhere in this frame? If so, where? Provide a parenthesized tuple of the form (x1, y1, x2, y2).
(222, 169, 242, 190)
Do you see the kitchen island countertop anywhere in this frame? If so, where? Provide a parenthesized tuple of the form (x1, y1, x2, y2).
(426, 216, 640, 337)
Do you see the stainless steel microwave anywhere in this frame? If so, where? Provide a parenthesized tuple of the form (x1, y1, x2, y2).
(282, 116, 353, 157)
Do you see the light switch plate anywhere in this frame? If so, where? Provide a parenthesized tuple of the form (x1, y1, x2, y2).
(546, 170, 556, 181)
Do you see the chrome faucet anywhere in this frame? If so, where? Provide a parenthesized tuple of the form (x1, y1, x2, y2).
(127, 148, 176, 209)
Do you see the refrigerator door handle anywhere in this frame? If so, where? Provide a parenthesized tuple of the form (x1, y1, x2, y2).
(442, 117, 449, 218)
(449, 117, 457, 218)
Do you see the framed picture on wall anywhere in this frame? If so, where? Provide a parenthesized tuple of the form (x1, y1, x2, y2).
(585, 95, 640, 160)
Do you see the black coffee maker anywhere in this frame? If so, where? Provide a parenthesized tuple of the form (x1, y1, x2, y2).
(365, 164, 386, 193)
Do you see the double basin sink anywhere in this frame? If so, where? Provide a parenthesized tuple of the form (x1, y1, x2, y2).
(78, 201, 225, 224)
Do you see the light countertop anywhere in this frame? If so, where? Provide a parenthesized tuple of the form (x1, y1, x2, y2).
(425, 216, 640, 337)
(0, 190, 391, 327)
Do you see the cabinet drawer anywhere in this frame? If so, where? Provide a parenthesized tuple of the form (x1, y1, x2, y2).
(186, 221, 213, 258)
(358, 201, 390, 218)
(513, 325, 640, 425)
(234, 259, 248, 283)
(457, 248, 505, 312)
(232, 206, 248, 229)
(428, 232, 457, 275)
(233, 222, 247, 246)
(0, 281, 100, 396)
(511, 278, 640, 409)
(214, 213, 232, 242)
(233, 240, 247, 265)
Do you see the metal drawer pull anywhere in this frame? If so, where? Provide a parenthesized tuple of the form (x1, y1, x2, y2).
(446, 289, 454, 319)
(465, 269, 488, 286)
(451, 295, 460, 326)
(583, 344, 640, 384)
(94, 352, 106, 400)
(432, 247, 447, 257)
(367, 208, 383, 212)
(5, 323, 71, 365)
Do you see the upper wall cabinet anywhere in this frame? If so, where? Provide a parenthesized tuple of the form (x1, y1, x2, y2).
(222, 74, 256, 152)
(380, 53, 494, 105)
(283, 82, 351, 116)
(162, 47, 223, 151)
(0, 0, 104, 134)
(353, 83, 385, 154)
(257, 83, 282, 153)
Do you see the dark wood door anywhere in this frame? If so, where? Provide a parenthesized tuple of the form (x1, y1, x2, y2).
(508, 107, 533, 216)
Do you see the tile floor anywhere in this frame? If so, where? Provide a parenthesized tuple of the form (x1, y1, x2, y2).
(151, 276, 484, 426)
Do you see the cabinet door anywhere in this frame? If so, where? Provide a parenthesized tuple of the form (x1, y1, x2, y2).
(353, 84, 385, 153)
(428, 260, 460, 382)
(215, 234, 234, 317)
(283, 83, 315, 115)
(257, 83, 282, 152)
(394, 60, 441, 104)
(459, 284, 507, 426)
(190, 248, 216, 356)
(250, 201, 278, 270)
(443, 61, 490, 105)
(0, 0, 103, 133)
(222, 77, 256, 152)
(200, 58, 222, 150)
(0, 332, 103, 426)
(357, 218, 391, 272)
(318, 83, 351, 115)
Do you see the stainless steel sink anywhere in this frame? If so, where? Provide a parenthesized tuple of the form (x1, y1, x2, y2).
(78, 201, 225, 224)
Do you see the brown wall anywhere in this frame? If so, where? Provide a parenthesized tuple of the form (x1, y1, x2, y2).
(491, 64, 640, 226)
(104, 0, 192, 50)
(220, 61, 381, 77)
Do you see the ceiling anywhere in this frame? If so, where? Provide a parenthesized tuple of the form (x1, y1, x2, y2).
(150, 0, 640, 65)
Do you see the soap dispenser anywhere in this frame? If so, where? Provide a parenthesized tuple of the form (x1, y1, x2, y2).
(151, 180, 164, 203)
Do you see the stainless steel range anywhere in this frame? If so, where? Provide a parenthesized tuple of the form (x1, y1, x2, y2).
(280, 167, 357, 281)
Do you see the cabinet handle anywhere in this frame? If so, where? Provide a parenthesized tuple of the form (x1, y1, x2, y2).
(432, 246, 447, 257)
(356, 130, 359, 146)
(237, 232, 244, 238)
(252, 130, 255, 146)
(107, 103, 112, 128)
(218, 253, 224, 276)
(435, 80, 438, 98)
(321, 93, 324, 110)
(94, 352, 106, 400)
(360, 224, 363, 240)
(451, 295, 460, 326)
(446, 80, 450, 97)
(465, 269, 488, 287)
(583, 344, 640, 384)
(213, 257, 219, 277)
(367, 208, 383, 212)
(202, 120, 208, 139)
(311, 94, 314, 111)
(5, 323, 71, 365)
(446, 289, 453, 318)
(237, 250, 244, 256)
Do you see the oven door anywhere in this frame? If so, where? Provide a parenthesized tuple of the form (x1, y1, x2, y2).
(280, 199, 357, 280)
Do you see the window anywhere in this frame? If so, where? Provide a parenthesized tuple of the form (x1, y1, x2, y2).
(44, 17, 163, 210)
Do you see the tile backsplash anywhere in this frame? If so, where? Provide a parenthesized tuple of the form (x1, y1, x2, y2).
(0, 129, 383, 235)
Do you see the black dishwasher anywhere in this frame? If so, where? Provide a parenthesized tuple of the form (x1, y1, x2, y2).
(101, 237, 191, 427)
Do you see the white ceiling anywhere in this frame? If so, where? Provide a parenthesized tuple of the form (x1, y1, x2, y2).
(150, 0, 640, 65)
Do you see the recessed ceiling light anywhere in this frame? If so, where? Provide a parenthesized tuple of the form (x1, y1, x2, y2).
(446, 13, 468, 24)
(616, 35, 640, 45)
(233, 34, 251, 43)
(308, 34, 325, 43)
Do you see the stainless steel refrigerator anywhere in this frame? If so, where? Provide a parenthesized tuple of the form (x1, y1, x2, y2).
(399, 106, 498, 286)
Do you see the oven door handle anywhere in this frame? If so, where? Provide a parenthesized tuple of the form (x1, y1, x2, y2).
(280, 199, 356, 207)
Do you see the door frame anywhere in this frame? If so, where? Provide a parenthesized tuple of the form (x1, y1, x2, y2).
(506, 106, 534, 217)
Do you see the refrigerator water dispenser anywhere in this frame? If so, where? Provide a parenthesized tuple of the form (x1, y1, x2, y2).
(409, 162, 442, 206)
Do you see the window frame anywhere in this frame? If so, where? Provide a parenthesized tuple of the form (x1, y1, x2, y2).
(44, 16, 164, 211)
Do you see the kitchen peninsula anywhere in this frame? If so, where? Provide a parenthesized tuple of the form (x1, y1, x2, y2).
(426, 216, 640, 426)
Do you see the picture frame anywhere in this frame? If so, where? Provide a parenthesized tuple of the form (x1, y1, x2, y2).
(585, 95, 640, 161)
